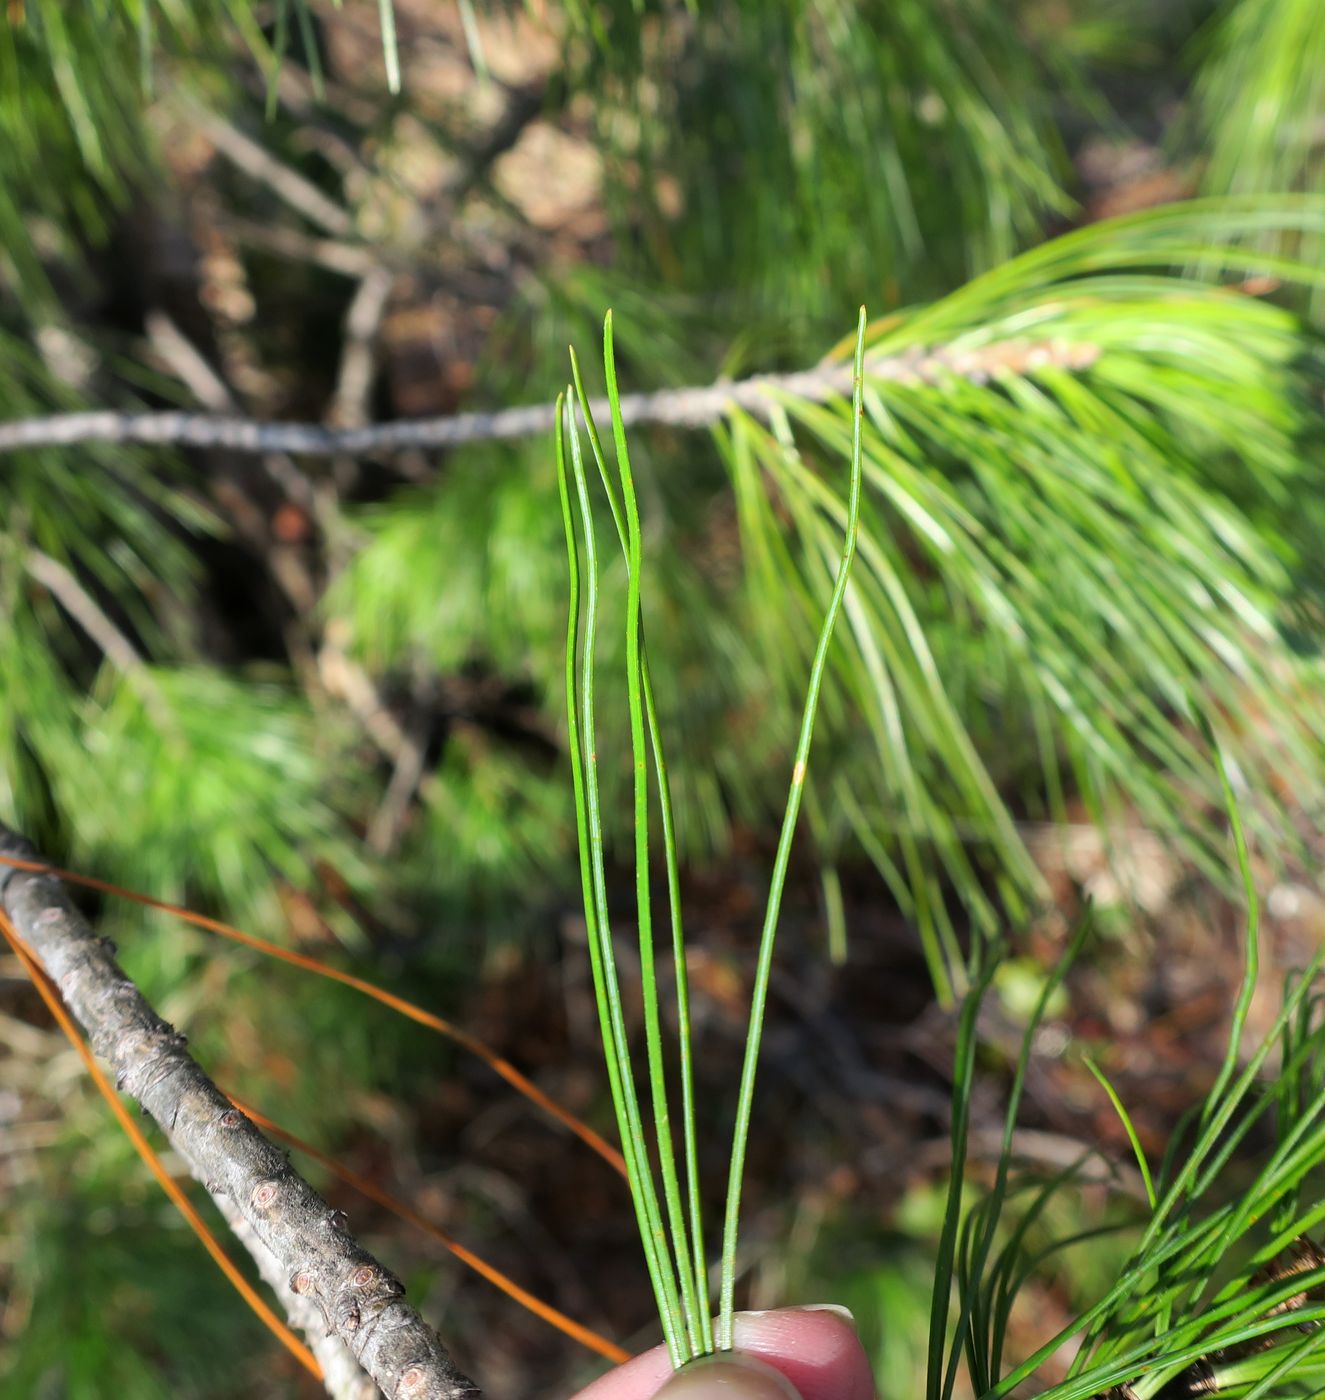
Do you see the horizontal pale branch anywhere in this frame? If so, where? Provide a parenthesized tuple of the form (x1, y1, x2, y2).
(0, 340, 1098, 459)
(0, 824, 479, 1400)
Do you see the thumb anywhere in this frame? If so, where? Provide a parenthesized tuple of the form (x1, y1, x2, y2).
(569, 1307, 875, 1400)
(654, 1354, 802, 1400)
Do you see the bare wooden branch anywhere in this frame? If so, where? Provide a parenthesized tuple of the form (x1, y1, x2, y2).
(146, 310, 237, 413)
(331, 268, 396, 429)
(0, 824, 480, 1400)
(0, 339, 1100, 459)
(223, 216, 379, 279)
(195, 108, 355, 238)
(145, 309, 322, 516)
(366, 715, 430, 856)
(219, 1198, 381, 1400)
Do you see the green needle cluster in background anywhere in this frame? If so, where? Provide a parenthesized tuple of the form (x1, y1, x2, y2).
(5, 1, 1325, 1396)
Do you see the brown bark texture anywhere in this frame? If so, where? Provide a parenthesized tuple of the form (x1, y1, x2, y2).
(0, 823, 480, 1400)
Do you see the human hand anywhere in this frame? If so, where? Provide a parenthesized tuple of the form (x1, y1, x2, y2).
(572, 1309, 876, 1400)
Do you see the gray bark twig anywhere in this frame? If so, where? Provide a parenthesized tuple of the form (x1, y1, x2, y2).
(145, 310, 236, 413)
(219, 1198, 381, 1400)
(196, 108, 355, 238)
(0, 825, 479, 1400)
(0, 339, 1100, 460)
(366, 714, 430, 856)
(331, 267, 396, 430)
(223, 216, 379, 278)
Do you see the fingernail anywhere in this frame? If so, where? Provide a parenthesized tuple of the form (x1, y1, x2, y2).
(735, 1303, 856, 1326)
(796, 1303, 856, 1325)
(655, 1354, 802, 1400)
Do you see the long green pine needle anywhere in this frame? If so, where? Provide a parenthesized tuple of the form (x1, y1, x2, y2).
(557, 390, 688, 1361)
(716, 306, 869, 1349)
(570, 333, 713, 1355)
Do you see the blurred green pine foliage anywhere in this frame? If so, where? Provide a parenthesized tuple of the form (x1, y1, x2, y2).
(4, 0, 1325, 1395)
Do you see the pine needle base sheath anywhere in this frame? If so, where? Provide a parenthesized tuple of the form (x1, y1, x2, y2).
(0, 822, 479, 1400)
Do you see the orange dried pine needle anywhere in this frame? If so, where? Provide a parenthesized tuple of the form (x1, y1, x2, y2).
(0, 853, 626, 1177)
(232, 1095, 631, 1364)
(0, 908, 322, 1382)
